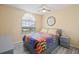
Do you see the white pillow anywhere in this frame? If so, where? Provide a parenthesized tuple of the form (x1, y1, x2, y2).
(41, 29, 48, 33)
(48, 29, 57, 35)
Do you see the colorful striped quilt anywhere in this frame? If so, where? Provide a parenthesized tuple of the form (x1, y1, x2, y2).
(23, 32, 53, 54)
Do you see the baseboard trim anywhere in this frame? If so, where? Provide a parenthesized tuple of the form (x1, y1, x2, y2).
(0, 49, 13, 54)
(70, 44, 79, 49)
(15, 41, 23, 45)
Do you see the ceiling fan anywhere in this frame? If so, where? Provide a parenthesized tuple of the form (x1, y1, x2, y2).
(38, 4, 53, 13)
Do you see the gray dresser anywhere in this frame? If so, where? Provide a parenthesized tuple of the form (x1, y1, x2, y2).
(60, 36, 70, 48)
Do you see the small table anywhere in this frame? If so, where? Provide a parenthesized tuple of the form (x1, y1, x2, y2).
(60, 36, 70, 48)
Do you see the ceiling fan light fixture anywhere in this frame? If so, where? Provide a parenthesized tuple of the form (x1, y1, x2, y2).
(42, 9, 47, 13)
(38, 4, 52, 14)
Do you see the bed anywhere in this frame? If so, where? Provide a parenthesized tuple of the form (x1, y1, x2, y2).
(22, 28, 62, 54)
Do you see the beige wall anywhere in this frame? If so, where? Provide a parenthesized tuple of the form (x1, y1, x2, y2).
(0, 5, 42, 43)
(42, 5, 79, 48)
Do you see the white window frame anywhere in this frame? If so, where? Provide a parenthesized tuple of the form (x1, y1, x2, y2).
(21, 13, 36, 34)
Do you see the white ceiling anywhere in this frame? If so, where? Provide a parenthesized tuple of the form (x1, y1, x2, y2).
(7, 4, 70, 15)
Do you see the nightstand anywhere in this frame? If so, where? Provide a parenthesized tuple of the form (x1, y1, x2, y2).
(60, 36, 70, 48)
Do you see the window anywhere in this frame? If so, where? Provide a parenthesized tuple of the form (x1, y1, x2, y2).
(21, 13, 36, 34)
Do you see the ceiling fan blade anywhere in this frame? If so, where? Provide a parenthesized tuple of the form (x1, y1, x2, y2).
(36, 4, 55, 13)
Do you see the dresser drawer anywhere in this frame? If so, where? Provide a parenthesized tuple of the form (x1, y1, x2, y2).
(60, 38, 70, 43)
(60, 40, 70, 44)
(60, 42, 70, 48)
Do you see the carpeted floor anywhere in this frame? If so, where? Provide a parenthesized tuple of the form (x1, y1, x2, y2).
(13, 43, 79, 54)
(52, 46, 79, 54)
